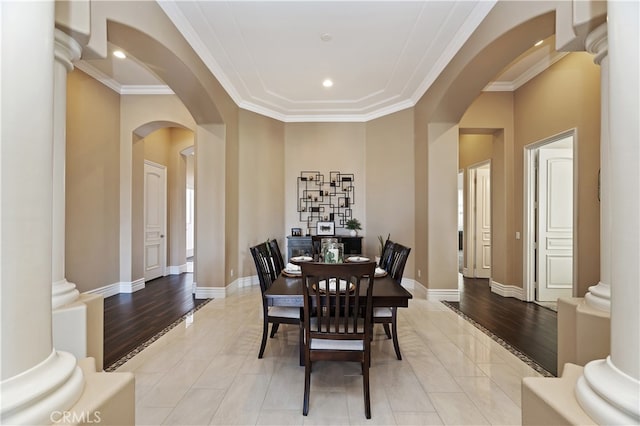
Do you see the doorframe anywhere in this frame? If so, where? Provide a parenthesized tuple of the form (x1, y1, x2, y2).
(465, 160, 491, 278)
(523, 129, 577, 302)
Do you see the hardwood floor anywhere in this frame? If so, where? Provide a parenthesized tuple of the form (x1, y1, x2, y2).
(448, 277, 558, 376)
(103, 273, 557, 376)
(103, 272, 207, 369)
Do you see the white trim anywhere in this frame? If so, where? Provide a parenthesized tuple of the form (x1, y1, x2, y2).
(83, 279, 145, 298)
(167, 263, 188, 275)
(237, 275, 259, 288)
(84, 282, 121, 298)
(194, 285, 225, 299)
(120, 278, 145, 294)
(426, 289, 460, 302)
(411, 275, 461, 301)
(490, 280, 525, 300)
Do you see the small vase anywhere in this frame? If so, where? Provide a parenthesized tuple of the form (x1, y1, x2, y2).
(349, 229, 357, 237)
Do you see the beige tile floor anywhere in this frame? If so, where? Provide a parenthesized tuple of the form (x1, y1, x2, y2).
(117, 284, 543, 425)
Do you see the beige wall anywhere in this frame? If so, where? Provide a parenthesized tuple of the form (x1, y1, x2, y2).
(166, 128, 194, 269)
(459, 134, 493, 169)
(284, 122, 367, 247)
(365, 109, 415, 278)
(66, 70, 121, 292)
(238, 110, 285, 277)
(514, 52, 601, 296)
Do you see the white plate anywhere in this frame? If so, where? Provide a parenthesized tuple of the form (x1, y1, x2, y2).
(347, 256, 370, 262)
(282, 269, 302, 277)
(291, 256, 313, 262)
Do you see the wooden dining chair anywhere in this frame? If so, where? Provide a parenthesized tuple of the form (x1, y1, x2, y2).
(300, 261, 377, 419)
(374, 242, 411, 360)
(267, 238, 285, 276)
(378, 238, 395, 269)
(250, 242, 303, 365)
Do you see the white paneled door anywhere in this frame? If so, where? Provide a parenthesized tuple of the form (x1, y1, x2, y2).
(474, 164, 491, 278)
(144, 161, 167, 282)
(537, 147, 573, 302)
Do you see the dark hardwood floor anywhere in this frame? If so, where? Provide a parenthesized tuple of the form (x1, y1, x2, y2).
(448, 277, 558, 376)
(103, 272, 207, 369)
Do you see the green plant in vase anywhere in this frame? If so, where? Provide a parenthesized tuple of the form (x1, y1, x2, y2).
(345, 218, 362, 237)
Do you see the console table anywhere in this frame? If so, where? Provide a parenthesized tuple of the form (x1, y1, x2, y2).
(286, 235, 362, 261)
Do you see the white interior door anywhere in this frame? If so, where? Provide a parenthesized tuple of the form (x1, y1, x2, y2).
(144, 161, 167, 281)
(537, 147, 573, 301)
(474, 164, 491, 278)
(186, 186, 194, 258)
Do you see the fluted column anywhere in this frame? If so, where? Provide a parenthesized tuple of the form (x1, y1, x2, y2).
(0, 2, 83, 424)
(52, 29, 81, 309)
(576, 1, 640, 424)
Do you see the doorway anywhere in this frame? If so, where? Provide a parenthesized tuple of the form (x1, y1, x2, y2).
(524, 131, 575, 303)
(183, 147, 195, 274)
(464, 161, 492, 279)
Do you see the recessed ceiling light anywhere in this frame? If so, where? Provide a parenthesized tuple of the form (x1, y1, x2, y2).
(113, 50, 126, 59)
(322, 79, 333, 88)
(320, 33, 332, 42)
(534, 40, 544, 47)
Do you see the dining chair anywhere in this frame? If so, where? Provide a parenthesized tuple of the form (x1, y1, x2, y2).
(310, 236, 323, 258)
(267, 238, 285, 276)
(250, 242, 303, 365)
(300, 261, 377, 419)
(374, 242, 411, 360)
(378, 238, 395, 269)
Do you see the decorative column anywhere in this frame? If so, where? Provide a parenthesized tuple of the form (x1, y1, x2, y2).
(584, 24, 611, 313)
(0, 2, 83, 424)
(576, 0, 640, 423)
(52, 29, 81, 309)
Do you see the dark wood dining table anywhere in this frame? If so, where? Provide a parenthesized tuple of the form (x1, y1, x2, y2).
(265, 273, 413, 309)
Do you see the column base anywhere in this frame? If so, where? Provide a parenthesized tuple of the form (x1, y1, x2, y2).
(0, 350, 84, 425)
(576, 357, 640, 425)
(522, 363, 597, 425)
(584, 281, 611, 312)
(55, 357, 135, 425)
(52, 279, 80, 309)
(557, 297, 610, 375)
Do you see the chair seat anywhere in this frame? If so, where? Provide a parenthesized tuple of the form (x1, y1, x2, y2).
(310, 339, 364, 351)
(268, 306, 301, 319)
(373, 307, 393, 317)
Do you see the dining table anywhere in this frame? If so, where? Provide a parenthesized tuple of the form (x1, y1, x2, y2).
(265, 272, 413, 309)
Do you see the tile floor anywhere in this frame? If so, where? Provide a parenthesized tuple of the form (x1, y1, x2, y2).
(116, 284, 543, 425)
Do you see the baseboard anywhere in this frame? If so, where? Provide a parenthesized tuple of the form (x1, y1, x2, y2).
(491, 280, 525, 300)
(237, 275, 259, 288)
(167, 263, 188, 275)
(120, 278, 145, 294)
(427, 288, 460, 302)
(85, 282, 121, 298)
(194, 284, 226, 299)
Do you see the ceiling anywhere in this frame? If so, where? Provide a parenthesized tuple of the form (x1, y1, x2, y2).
(76, 1, 567, 123)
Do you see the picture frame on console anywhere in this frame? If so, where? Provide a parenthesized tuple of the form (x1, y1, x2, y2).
(316, 221, 335, 236)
